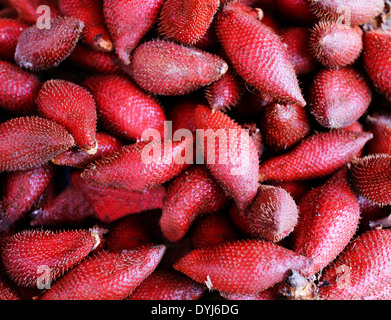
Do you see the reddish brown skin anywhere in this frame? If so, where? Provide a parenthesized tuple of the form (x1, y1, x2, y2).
(58, 0, 112, 52)
(0, 164, 55, 231)
(37, 80, 98, 153)
(52, 132, 123, 169)
(192, 213, 238, 249)
(363, 28, 391, 102)
(193, 105, 260, 211)
(1, 228, 102, 287)
(216, 3, 306, 107)
(308, 67, 372, 129)
(15, 17, 84, 71)
(0, 276, 19, 300)
(158, 0, 220, 45)
(107, 215, 153, 251)
(0, 116, 75, 172)
(0, 18, 28, 61)
(71, 172, 166, 223)
(160, 165, 228, 242)
(318, 229, 391, 300)
(128, 39, 228, 96)
(40, 246, 165, 300)
(366, 113, 391, 155)
(7, 0, 59, 25)
(128, 269, 206, 300)
(174, 239, 311, 294)
(276, 0, 317, 25)
(258, 130, 373, 182)
(261, 103, 311, 151)
(350, 154, 391, 205)
(0, 60, 41, 115)
(280, 27, 317, 75)
(309, 21, 363, 69)
(103, 0, 164, 65)
(83, 74, 166, 142)
(167, 97, 199, 135)
(291, 167, 360, 277)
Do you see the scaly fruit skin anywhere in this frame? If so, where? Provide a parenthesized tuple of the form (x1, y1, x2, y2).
(15, 17, 84, 71)
(128, 269, 206, 300)
(40, 245, 165, 300)
(291, 167, 360, 277)
(0, 18, 28, 61)
(37, 80, 98, 154)
(0, 60, 41, 115)
(267, 180, 309, 201)
(230, 185, 299, 242)
(350, 154, 391, 205)
(308, 67, 372, 129)
(0, 276, 19, 300)
(167, 97, 199, 135)
(58, 0, 112, 52)
(174, 239, 311, 294)
(261, 103, 311, 151)
(192, 213, 238, 249)
(83, 74, 166, 142)
(52, 132, 123, 169)
(103, 0, 164, 65)
(363, 28, 391, 102)
(318, 229, 391, 300)
(1, 228, 102, 287)
(158, 0, 220, 45)
(309, 0, 384, 26)
(0, 116, 75, 172)
(258, 130, 373, 182)
(159, 165, 228, 242)
(81, 138, 193, 192)
(216, 3, 306, 107)
(366, 113, 391, 155)
(309, 20, 363, 69)
(71, 171, 166, 223)
(193, 105, 259, 211)
(7, 0, 59, 25)
(0, 164, 55, 231)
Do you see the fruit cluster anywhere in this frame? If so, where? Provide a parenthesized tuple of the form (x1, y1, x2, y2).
(0, 0, 390, 300)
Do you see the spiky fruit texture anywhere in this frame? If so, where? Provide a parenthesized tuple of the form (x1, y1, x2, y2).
(267, 180, 309, 201)
(128, 269, 206, 300)
(129, 40, 228, 96)
(216, 3, 305, 107)
(29, 183, 95, 227)
(309, 21, 363, 69)
(280, 27, 317, 75)
(350, 154, 391, 205)
(58, 0, 112, 52)
(230, 185, 299, 242)
(0, 116, 75, 171)
(192, 213, 238, 249)
(83, 74, 166, 142)
(37, 80, 98, 154)
(258, 130, 373, 182)
(318, 229, 391, 300)
(1, 228, 102, 287)
(106, 215, 152, 251)
(7, 0, 59, 25)
(308, 67, 372, 129)
(0, 18, 28, 61)
(174, 239, 311, 294)
(291, 168, 360, 277)
(276, 0, 316, 25)
(366, 113, 391, 155)
(40, 245, 165, 300)
(160, 165, 228, 242)
(103, 0, 164, 65)
(158, 0, 220, 45)
(193, 105, 259, 211)
(0, 60, 40, 115)
(15, 17, 84, 71)
(261, 103, 311, 151)
(0, 164, 55, 231)
(71, 171, 165, 223)
(52, 132, 123, 168)
(205, 69, 244, 111)
(363, 28, 391, 102)
(309, 0, 384, 26)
